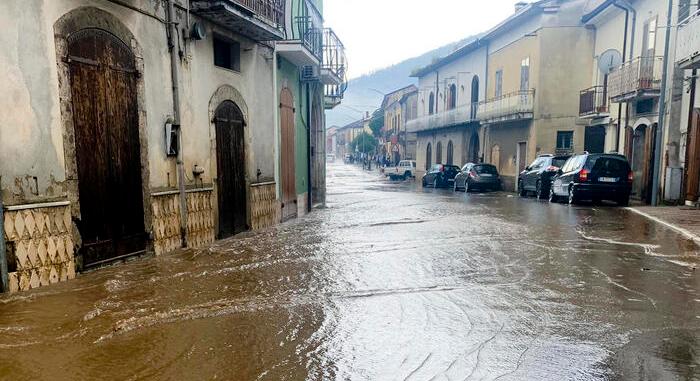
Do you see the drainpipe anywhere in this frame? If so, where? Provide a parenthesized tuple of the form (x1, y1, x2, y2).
(166, 0, 188, 246)
(0, 194, 7, 292)
(613, 1, 636, 153)
(306, 82, 312, 211)
(650, 0, 674, 206)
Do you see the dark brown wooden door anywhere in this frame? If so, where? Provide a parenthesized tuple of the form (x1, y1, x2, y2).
(686, 109, 700, 202)
(215, 101, 247, 238)
(68, 28, 146, 268)
(280, 88, 297, 221)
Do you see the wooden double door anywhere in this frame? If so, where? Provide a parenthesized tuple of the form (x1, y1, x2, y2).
(215, 101, 248, 238)
(68, 28, 146, 268)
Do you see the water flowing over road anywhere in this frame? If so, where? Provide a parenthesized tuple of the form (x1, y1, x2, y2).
(1, 163, 699, 380)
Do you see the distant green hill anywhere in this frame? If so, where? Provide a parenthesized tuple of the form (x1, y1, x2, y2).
(327, 35, 478, 127)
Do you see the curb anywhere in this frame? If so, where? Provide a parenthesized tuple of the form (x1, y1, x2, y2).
(626, 207, 700, 246)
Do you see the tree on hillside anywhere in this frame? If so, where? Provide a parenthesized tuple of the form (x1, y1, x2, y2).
(368, 109, 384, 138)
(350, 132, 378, 154)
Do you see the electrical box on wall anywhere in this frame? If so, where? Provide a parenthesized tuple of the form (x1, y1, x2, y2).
(165, 122, 180, 157)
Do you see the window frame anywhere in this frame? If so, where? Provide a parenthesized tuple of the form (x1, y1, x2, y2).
(213, 35, 241, 72)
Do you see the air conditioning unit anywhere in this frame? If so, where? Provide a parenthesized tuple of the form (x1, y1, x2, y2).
(300, 65, 320, 82)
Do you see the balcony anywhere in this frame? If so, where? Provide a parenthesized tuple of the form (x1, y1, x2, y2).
(608, 56, 663, 103)
(277, 16, 322, 66)
(579, 86, 609, 119)
(191, 0, 285, 41)
(406, 103, 477, 133)
(677, 9, 700, 69)
(324, 83, 346, 110)
(321, 28, 347, 86)
(477, 90, 535, 124)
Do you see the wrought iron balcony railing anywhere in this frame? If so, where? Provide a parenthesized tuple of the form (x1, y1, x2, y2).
(677, 8, 700, 69)
(192, 0, 285, 41)
(579, 85, 609, 118)
(406, 103, 476, 133)
(608, 56, 663, 102)
(477, 90, 535, 123)
(292, 16, 322, 60)
(324, 83, 347, 110)
(322, 28, 347, 84)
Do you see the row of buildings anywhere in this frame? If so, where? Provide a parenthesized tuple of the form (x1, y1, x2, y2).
(0, 0, 347, 292)
(337, 0, 700, 206)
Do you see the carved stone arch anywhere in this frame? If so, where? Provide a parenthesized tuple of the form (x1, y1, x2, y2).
(53, 6, 151, 259)
(208, 84, 250, 126)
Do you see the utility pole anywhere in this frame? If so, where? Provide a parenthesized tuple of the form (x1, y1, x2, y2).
(650, 0, 674, 206)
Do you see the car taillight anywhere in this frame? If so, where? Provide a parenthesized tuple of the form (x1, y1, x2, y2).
(469, 170, 477, 178)
(546, 165, 559, 172)
(627, 171, 634, 183)
(579, 169, 589, 182)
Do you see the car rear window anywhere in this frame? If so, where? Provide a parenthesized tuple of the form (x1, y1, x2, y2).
(588, 156, 630, 174)
(445, 165, 460, 172)
(474, 165, 497, 174)
(552, 158, 568, 168)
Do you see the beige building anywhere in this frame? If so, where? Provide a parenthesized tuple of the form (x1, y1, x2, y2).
(381, 85, 418, 163)
(478, 0, 595, 191)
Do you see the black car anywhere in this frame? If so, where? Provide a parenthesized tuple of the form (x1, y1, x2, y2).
(454, 163, 501, 192)
(549, 153, 632, 205)
(422, 164, 461, 188)
(518, 154, 570, 199)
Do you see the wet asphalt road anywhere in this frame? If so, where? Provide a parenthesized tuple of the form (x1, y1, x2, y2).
(1, 162, 699, 380)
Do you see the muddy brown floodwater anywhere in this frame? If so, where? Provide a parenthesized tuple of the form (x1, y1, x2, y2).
(1, 162, 700, 380)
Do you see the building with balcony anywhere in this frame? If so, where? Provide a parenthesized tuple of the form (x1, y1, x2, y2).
(381, 85, 418, 164)
(478, 0, 594, 191)
(275, 0, 346, 220)
(676, 3, 700, 204)
(582, 0, 681, 203)
(408, 39, 487, 175)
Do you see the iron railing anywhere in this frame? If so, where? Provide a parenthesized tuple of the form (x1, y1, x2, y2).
(292, 16, 322, 60)
(477, 90, 535, 122)
(406, 103, 476, 133)
(322, 28, 347, 80)
(608, 56, 663, 101)
(677, 8, 700, 67)
(579, 85, 609, 117)
(228, 0, 284, 26)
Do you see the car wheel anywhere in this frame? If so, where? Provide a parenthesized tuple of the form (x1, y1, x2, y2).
(453, 181, 458, 192)
(536, 180, 545, 200)
(518, 180, 527, 197)
(568, 186, 578, 205)
(549, 187, 559, 203)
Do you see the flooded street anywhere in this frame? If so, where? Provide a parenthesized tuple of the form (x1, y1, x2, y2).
(1, 162, 700, 380)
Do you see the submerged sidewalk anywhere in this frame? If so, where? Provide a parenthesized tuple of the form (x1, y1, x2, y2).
(629, 206, 700, 245)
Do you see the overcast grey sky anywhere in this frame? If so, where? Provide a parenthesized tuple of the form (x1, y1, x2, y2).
(324, 0, 521, 79)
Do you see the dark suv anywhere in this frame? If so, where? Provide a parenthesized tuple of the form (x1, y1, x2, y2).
(549, 153, 632, 205)
(518, 154, 570, 199)
(422, 164, 461, 188)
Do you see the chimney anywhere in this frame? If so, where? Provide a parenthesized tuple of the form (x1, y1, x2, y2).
(515, 1, 527, 12)
(365, 111, 370, 119)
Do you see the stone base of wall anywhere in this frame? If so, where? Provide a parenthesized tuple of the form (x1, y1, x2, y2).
(151, 189, 216, 256)
(185, 191, 215, 247)
(3, 202, 76, 292)
(297, 193, 308, 217)
(250, 182, 279, 230)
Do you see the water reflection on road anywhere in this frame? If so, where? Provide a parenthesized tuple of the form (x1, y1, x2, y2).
(0, 163, 699, 380)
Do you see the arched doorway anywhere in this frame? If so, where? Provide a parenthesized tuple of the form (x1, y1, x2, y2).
(436, 141, 443, 164)
(491, 145, 501, 171)
(446, 140, 454, 165)
(68, 28, 146, 267)
(215, 101, 247, 238)
(280, 88, 296, 221)
(469, 132, 480, 163)
(426, 143, 432, 170)
(631, 123, 656, 202)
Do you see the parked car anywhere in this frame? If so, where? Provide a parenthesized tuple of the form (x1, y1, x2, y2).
(454, 163, 501, 192)
(422, 164, 461, 188)
(384, 160, 417, 180)
(518, 154, 570, 199)
(549, 153, 633, 205)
